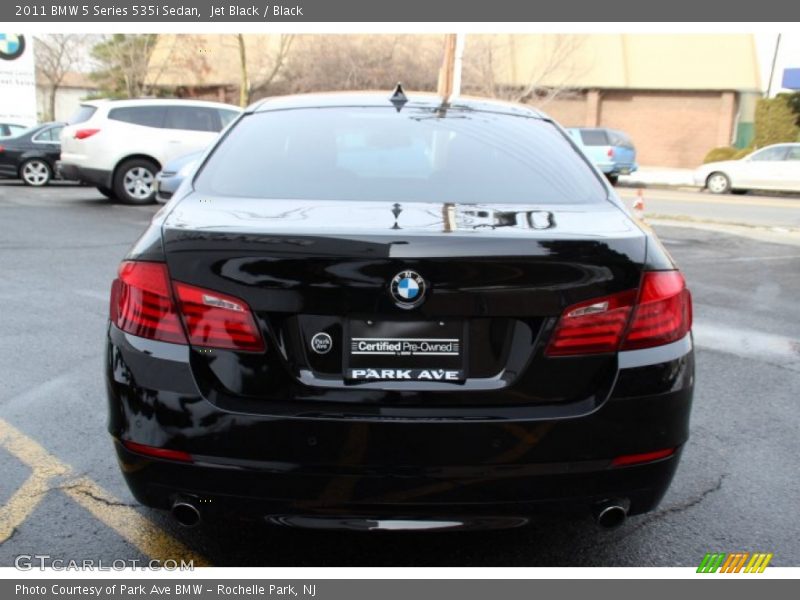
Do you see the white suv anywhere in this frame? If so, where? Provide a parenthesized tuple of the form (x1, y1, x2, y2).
(59, 98, 240, 204)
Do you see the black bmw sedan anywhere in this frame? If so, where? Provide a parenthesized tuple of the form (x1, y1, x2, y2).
(0, 122, 64, 186)
(106, 91, 694, 531)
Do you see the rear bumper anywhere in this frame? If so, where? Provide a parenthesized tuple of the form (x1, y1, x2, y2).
(106, 326, 694, 524)
(115, 440, 683, 526)
(596, 162, 638, 175)
(57, 162, 111, 188)
(154, 172, 179, 202)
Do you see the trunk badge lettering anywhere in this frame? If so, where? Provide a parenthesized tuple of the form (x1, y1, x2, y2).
(201, 294, 245, 312)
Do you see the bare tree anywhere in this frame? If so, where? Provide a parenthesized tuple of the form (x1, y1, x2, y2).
(280, 35, 440, 96)
(463, 35, 587, 105)
(91, 34, 160, 98)
(35, 34, 89, 120)
(143, 34, 212, 98)
(248, 34, 294, 100)
(232, 34, 294, 105)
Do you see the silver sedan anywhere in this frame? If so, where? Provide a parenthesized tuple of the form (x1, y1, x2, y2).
(694, 143, 800, 194)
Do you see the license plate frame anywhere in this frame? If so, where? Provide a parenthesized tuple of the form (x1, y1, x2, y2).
(344, 319, 467, 382)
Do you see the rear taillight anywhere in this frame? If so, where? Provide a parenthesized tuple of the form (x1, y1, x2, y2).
(546, 290, 636, 356)
(74, 128, 100, 140)
(607, 147, 615, 158)
(173, 282, 265, 352)
(546, 271, 691, 356)
(0, 145, 5, 153)
(621, 271, 692, 350)
(111, 262, 186, 344)
(110, 261, 265, 352)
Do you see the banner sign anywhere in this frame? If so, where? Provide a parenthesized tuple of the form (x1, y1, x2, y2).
(2, 0, 798, 22)
(3, 579, 796, 600)
(0, 33, 37, 125)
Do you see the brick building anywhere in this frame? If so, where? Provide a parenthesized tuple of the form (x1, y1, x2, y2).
(467, 34, 762, 168)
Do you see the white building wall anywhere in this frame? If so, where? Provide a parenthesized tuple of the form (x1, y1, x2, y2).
(36, 86, 94, 122)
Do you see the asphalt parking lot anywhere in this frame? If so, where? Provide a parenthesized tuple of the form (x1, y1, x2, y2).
(1, 181, 799, 567)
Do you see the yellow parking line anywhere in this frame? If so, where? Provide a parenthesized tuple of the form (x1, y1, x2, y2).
(0, 472, 57, 543)
(0, 419, 69, 543)
(0, 418, 210, 566)
(64, 477, 210, 567)
(0, 417, 72, 473)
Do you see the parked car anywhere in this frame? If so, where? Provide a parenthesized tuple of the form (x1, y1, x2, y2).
(694, 143, 800, 194)
(58, 98, 240, 204)
(566, 127, 638, 184)
(154, 150, 203, 203)
(1, 122, 28, 138)
(0, 122, 65, 186)
(106, 91, 694, 531)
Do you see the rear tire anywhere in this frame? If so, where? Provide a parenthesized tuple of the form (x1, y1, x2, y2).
(606, 174, 619, 186)
(20, 159, 52, 187)
(706, 172, 731, 194)
(114, 158, 158, 205)
(96, 186, 115, 199)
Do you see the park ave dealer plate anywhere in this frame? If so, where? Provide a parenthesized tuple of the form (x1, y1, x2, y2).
(345, 319, 466, 382)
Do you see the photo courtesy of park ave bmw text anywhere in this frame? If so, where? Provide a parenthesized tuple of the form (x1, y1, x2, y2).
(0, 0, 799, 593)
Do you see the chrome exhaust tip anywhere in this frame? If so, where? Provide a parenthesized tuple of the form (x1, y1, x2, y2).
(594, 499, 629, 529)
(171, 499, 201, 528)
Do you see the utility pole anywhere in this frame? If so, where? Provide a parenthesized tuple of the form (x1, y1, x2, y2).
(237, 34, 250, 107)
(767, 33, 782, 98)
(437, 33, 466, 103)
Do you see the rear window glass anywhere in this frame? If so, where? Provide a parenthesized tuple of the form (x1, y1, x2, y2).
(68, 105, 97, 125)
(218, 109, 239, 128)
(2, 124, 27, 137)
(579, 129, 610, 146)
(33, 126, 63, 142)
(164, 106, 220, 132)
(607, 130, 634, 149)
(108, 106, 166, 128)
(195, 107, 607, 205)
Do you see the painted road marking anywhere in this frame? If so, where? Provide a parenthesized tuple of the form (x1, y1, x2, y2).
(692, 322, 800, 366)
(679, 253, 800, 264)
(0, 418, 210, 566)
(63, 476, 210, 565)
(0, 421, 69, 542)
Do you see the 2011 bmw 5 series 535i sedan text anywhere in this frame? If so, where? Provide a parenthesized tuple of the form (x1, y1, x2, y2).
(105, 91, 694, 531)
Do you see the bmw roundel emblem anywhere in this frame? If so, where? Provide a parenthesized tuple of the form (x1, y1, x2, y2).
(0, 34, 25, 61)
(390, 270, 427, 309)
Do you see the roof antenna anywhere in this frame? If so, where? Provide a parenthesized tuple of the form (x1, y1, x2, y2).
(390, 82, 408, 112)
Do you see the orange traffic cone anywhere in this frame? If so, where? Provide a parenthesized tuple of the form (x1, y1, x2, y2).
(633, 188, 645, 221)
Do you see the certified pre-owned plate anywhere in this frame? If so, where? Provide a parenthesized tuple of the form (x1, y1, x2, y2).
(345, 319, 466, 382)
